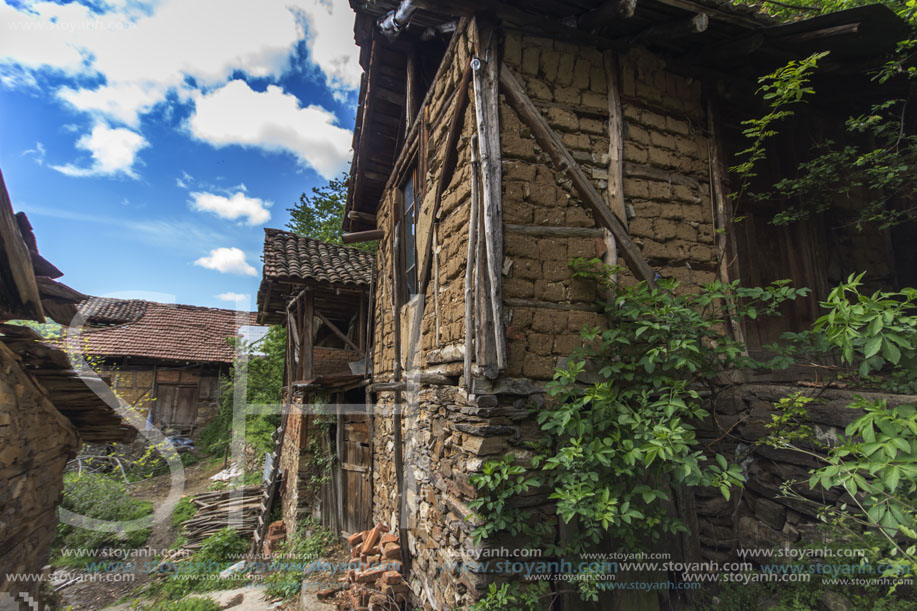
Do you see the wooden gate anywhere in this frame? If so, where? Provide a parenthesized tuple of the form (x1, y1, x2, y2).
(154, 384, 197, 431)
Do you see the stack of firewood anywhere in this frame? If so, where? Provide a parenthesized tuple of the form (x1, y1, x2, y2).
(178, 485, 262, 549)
(340, 523, 409, 610)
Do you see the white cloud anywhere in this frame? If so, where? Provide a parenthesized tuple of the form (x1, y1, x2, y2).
(194, 247, 257, 276)
(1, 0, 361, 178)
(216, 292, 247, 302)
(1, 0, 360, 120)
(190, 190, 271, 225)
(21, 141, 46, 165)
(187, 80, 351, 179)
(51, 122, 148, 178)
(295, 1, 362, 95)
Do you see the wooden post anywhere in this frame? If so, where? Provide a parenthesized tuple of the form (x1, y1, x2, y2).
(464, 133, 481, 389)
(706, 99, 747, 349)
(471, 33, 507, 369)
(302, 291, 314, 380)
(499, 65, 657, 287)
(605, 51, 627, 229)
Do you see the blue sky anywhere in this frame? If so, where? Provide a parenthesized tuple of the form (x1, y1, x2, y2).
(0, 0, 360, 311)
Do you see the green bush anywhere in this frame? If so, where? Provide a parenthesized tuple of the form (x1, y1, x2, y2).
(159, 598, 220, 611)
(53, 473, 153, 564)
(171, 497, 197, 528)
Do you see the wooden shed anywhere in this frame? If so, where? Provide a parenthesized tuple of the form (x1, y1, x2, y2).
(74, 297, 261, 435)
(254, 229, 375, 546)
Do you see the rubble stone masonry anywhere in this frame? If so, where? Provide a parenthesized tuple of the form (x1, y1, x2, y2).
(0, 341, 80, 600)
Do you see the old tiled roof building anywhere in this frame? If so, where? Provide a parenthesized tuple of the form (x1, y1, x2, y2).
(74, 299, 260, 434)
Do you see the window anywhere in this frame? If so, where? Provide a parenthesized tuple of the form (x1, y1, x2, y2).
(401, 172, 418, 297)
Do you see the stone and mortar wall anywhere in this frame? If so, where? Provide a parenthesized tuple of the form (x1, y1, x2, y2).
(0, 341, 81, 600)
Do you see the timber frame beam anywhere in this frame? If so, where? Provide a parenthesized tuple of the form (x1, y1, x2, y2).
(499, 65, 657, 286)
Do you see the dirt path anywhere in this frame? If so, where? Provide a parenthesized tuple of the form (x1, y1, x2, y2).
(55, 457, 224, 610)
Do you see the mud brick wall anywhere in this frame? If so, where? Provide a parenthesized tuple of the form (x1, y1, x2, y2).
(500, 32, 719, 383)
(0, 341, 81, 600)
(314, 348, 362, 376)
(698, 384, 917, 563)
(371, 27, 476, 380)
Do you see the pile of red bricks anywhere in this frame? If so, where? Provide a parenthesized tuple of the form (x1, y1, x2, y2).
(262, 519, 286, 557)
(340, 522, 409, 610)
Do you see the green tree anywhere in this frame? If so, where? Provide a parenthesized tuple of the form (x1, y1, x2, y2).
(287, 172, 348, 244)
(286, 172, 376, 252)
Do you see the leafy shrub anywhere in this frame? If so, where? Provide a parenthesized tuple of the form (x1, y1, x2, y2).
(53, 473, 153, 564)
(159, 598, 220, 611)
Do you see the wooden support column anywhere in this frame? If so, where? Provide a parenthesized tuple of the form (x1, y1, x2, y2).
(604, 49, 626, 284)
(464, 133, 481, 389)
(706, 99, 746, 348)
(500, 65, 657, 286)
(471, 24, 507, 369)
(302, 291, 314, 380)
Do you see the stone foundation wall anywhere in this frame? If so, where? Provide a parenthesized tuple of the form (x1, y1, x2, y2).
(0, 341, 81, 600)
(699, 384, 916, 562)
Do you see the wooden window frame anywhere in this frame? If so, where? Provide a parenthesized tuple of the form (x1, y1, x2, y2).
(397, 166, 419, 303)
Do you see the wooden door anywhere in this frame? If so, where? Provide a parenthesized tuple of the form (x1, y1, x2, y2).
(340, 414, 372, 533)
(154, 384, 197, 428)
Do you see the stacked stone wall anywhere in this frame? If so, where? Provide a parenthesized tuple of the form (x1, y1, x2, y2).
(0, 341, 81, 601)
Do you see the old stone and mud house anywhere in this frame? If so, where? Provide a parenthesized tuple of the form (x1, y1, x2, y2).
(0, 171, 137, 604)
(73, 297, 262, 436)
(255, 229, 374, 548)
(257, 1, 915, 608)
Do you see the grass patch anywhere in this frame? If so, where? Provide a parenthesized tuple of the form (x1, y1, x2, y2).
(263, 518, 338, 599)
(52, 473, 153, 566)
(171, 497, 197, 528)
(150, 527, 248, 599)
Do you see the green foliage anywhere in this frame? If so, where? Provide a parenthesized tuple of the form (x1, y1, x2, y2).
(156, 598, 220, 611)
(778, 273, 917, 392)
(171, 496, 197, 528)
(197, 325, 286, 460)
(730, 51, 829, 198)
(471, 581, 551, 611)
(467, 454, 543, 544)
(53, 473, 153, 564)
(730, 0, 917, 231)
(689, 536, 917, 610)
(263, 518, 338, 599)
(286, 171, 374, 251)
(469, 261, 808, 601)
(155, 527, 248, 597)
(761, 274, 917, 582)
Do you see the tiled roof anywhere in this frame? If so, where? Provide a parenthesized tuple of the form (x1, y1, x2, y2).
(77, 299, 259, 364)
(80, 296, 148, 326)
(1, 324, 137, 443)
(262, 228, 374, 287)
